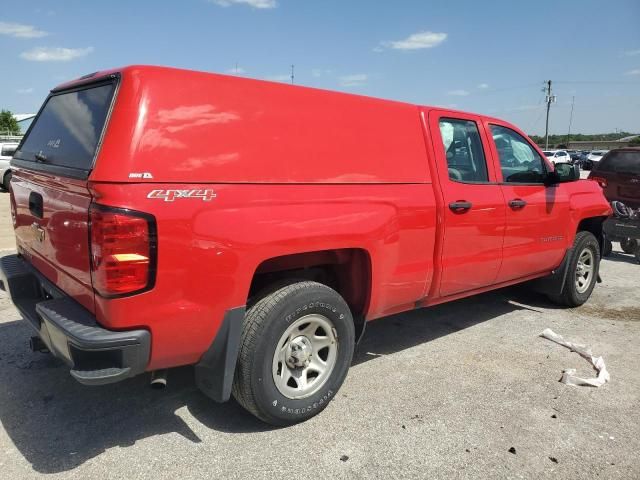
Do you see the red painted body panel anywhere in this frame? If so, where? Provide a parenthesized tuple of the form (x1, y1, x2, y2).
(11, 170, 94, 312)
(426, 109, 506, 296)
(93, 66, 430, 184)
(9, 65, 611, 372)
(89, 182, 437, 369)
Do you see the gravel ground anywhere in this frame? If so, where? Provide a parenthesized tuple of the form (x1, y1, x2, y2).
(0, 190, 639, 479)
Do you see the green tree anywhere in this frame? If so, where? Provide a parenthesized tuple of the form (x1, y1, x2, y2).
(630, 136, 640, 146)
(0, 110, 20, 135)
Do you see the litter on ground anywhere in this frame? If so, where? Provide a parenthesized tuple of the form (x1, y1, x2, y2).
(539, 328, 610, 387)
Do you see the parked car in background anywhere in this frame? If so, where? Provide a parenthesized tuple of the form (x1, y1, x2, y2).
(589, 148, 640, 209)
(543, 150, 571, 164)
(583, 150, 608, 170)
(569, 150, 582, 162)
(0, 142, 19, 191)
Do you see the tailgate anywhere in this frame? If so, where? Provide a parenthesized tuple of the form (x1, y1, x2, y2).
(11, 171, 95, 312)
(9, 77, 118, 314)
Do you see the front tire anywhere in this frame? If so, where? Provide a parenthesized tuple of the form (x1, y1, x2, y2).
(548, 231, 600, 307)
(620, 238, 638, 255)
(232, 281, 355, 426)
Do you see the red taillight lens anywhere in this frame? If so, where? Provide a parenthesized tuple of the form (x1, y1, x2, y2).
(590, 176, 608, 188)
(89, 205, 156, 297)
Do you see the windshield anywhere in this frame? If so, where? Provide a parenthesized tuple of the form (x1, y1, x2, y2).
(15, 82, 116, 171)
(595, 151, 640, 175)
(543, 151, 553, 156)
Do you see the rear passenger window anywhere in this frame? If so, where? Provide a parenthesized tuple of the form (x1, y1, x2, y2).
(438, 119, 488, 183)
(490, 125, 546, 183)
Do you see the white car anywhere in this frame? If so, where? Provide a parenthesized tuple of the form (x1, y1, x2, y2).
(542, 150, 571, 164)
(586, 150, 608, 167)
(0, 142, 18, 191)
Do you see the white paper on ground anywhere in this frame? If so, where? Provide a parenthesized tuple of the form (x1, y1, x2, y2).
(539, 328, 610, 387)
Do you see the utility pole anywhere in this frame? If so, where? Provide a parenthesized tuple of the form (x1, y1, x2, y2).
(544, 80, 556, 149)
(566, 95, 575, 147)
(290, 64, 295, 85)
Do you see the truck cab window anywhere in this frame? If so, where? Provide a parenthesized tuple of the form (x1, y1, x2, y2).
(490, 125, 546, 183)
(438, 119, 488, 183)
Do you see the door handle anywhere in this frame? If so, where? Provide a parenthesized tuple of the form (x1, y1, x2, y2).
(449, 201, 472, 213)
(508, 199, 527, 209)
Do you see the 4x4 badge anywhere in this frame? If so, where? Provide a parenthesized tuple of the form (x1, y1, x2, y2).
(147, 189, 217, 202)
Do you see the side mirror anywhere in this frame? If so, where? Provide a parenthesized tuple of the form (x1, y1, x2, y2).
(546, 162, 580, 185)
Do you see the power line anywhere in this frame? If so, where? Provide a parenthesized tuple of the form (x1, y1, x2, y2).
(554, 80, 640, 85)
(525, 105, 546, 133)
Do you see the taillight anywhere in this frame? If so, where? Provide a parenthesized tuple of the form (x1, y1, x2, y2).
(89, 204, 157, 297)
(590, 176, 608, 188)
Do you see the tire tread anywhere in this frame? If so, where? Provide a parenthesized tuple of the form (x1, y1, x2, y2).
(232, 281, 343, 424)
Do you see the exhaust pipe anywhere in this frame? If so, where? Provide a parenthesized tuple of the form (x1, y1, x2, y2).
(29, 336, 49, 353)
(150, 370, 168, 390)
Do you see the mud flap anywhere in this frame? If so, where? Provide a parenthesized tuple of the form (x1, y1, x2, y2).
(529, 247, 574, 296)
(194, 306, 245, 403)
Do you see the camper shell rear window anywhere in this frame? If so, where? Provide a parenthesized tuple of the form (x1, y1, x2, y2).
(14, 79, 117, 177)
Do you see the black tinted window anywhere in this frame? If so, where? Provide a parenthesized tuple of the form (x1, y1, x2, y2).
(491, 125, 546, 183)
(595, 151, 640, 175)
(16, 82, 116, 171)
(438, 118, 489, 182)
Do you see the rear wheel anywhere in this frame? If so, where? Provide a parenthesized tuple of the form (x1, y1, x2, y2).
(232, 281, 355, 426)
(2, 171, 11, 192)
(548, 231, 600, 307)
(620, 238, 639, 255)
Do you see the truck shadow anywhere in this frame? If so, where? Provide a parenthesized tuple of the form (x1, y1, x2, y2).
(602, 251, 640, 265)
(0, 286, 555, 474)
(353, 286, 551, 365)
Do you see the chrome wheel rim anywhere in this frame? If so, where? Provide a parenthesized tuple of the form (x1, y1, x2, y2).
(575, 248, 594, 294)
(272, 314, 338, 399)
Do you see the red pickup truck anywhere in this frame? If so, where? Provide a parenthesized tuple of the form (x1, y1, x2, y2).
(0, 66, 611, 425)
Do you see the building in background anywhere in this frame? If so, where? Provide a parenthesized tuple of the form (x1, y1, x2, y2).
(567, 136, 639, 150)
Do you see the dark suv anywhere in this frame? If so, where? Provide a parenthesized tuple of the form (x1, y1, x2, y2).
(588, 148, 640, 209)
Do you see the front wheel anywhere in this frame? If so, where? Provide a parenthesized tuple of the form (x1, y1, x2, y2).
(620, 238, 639, 255)
(548, 231, 600, 307)
(232, 281, 355, 426)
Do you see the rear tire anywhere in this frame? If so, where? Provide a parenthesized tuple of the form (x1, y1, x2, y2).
(232, 281, 355, 426)
(548, 231, 600, 307)
(620, 238, 638, 255)
(2, 171, 11, 192)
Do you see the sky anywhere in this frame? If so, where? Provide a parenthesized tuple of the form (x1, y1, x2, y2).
(1, 0, 639, 135)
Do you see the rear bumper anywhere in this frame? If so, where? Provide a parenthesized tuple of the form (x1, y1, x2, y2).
(0, 254, 150, 385)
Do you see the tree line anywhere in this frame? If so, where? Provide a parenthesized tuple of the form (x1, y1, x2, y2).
(529, 131, 639, 147)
